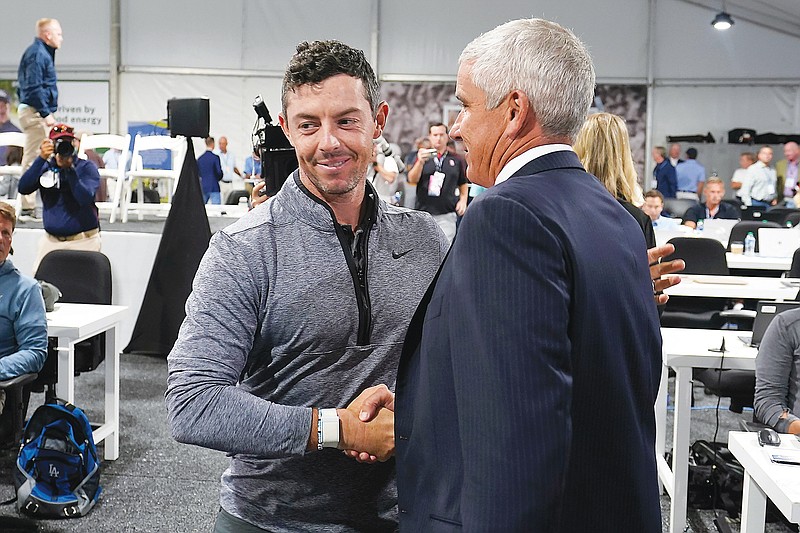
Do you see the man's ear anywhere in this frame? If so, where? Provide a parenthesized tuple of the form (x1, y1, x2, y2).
(278, 114, 295, 147)
(504, 90, 532, 139)
(373, 101, 390, 139)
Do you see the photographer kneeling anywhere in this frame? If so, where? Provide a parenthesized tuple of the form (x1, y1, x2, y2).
(18, 123, 101, 272)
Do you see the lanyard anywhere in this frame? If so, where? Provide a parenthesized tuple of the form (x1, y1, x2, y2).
(433, 153, 445, 172)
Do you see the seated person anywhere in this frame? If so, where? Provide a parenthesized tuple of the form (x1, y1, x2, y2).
(755, 307, 800, 433)
(642, 189, 680, 229)
(0, 201, 47, 441)
(682, 177, 740, 229)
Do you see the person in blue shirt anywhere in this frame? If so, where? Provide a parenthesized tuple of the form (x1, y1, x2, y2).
(197, 137, 224, 204)
(642, 189, 680, 229)
(675, 147, 706, 201)
(18, 123, 101, 273)
(243, 150, 261, 181)
(0, 201, 47, 442)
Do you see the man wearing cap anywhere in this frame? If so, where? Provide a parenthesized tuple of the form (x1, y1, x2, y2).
(18, 124, 101, 273)
(0, 90, 22, 167)
(17, 18, 63, 220)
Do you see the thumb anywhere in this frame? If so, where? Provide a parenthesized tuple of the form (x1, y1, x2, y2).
(359, 386, 395, 422)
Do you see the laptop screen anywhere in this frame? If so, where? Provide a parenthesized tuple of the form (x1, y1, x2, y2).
(751, 300, 800, 346)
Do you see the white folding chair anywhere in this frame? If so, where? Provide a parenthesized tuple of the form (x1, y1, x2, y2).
(77, 133, 131, 223)
(123, 134, 187, 222)
(0, 132, 26, 213)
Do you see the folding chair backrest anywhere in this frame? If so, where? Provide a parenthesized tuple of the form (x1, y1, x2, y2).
(129, 134, 186, 173)
(78, 133, 131, 181)
(0, 132, 26, 148)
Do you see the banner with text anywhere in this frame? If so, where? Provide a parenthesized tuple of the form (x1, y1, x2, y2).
(54, 81, 110, 133)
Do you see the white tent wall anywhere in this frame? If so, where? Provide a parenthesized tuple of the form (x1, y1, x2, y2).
(379, 0, 649, 80)
(0, 1, 110, 79)
(0, 0, 799, 187)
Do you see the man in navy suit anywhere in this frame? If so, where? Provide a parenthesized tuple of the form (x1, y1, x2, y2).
(356, 18, 664, 532)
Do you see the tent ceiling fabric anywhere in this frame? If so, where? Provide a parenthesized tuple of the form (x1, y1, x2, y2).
(679, 0, 800, 40)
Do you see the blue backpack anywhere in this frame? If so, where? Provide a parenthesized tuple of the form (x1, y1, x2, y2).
(13, 399, 102, 518)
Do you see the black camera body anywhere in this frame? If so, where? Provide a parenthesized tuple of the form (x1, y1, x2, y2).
(54, 138, 76, 158)
(252, 95, 298, 196)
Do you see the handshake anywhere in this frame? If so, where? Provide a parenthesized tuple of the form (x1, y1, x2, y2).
(337, 384, 396, 463)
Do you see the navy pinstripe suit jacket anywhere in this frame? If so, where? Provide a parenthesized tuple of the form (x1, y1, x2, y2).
(395, 150, 662, 532)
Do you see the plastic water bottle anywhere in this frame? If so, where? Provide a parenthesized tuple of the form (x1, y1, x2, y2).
(696, 219, 704, 232)
(744, 232, 756, 256)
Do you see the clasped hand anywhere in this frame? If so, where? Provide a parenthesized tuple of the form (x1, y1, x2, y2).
(340, 384, 396, 464)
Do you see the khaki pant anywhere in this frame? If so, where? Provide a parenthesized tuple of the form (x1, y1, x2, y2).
(18, 106, 48, 211)
(33, 231, 102, 275)
(219, 180, 233, 204)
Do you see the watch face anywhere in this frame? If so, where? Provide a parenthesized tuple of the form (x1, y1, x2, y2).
(40, 170, 58, 188)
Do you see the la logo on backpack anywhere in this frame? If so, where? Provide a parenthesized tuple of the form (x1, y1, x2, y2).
(13, 398, 101, 518)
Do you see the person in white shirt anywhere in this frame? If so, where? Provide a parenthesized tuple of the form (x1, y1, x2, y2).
(642, 189, 680, 229)
(730, 152, 756, 205)
(214, 136, 241, 204)
(669, 143, 683, 167)
(740, 146, 777, 208)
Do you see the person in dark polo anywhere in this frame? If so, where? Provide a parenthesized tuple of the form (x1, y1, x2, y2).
(18, 123, 101, 272)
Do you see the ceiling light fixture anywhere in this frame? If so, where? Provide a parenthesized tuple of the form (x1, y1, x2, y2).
(711, 9, 734, 30)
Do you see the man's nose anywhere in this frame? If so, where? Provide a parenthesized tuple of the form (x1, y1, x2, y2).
(449, 112, 464, 140)
(319, 123, 341, 151)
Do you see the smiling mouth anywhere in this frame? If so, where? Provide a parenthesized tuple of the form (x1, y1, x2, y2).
(316, 157, 350, 170)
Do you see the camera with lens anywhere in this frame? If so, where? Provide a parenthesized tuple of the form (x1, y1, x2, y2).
(54, 138, 76, 158)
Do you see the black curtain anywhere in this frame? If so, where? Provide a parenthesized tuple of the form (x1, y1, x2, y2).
(124, 140, 211, 356)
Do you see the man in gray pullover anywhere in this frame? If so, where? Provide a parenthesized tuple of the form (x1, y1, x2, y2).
(165, 41, 448, 532)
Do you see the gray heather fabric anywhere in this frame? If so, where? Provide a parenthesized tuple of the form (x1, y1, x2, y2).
(166, 174, 448, 532)
(755, 308, 800, 433)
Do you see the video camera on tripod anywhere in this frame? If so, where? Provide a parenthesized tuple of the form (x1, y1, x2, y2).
(252, 95, 298, 197)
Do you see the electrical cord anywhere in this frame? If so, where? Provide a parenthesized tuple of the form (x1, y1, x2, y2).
(711, 337, 733, 533)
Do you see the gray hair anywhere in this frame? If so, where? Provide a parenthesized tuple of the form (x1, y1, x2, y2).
(459, 18, 596, 141)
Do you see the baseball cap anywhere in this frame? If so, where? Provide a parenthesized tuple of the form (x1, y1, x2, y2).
(0, 90, 9, 103)
(49, 123, 75, 141)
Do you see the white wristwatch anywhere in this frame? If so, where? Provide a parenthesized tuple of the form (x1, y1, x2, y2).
(318, 408, 340, 449)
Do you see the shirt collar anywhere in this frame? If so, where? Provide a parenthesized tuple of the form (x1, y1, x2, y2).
(495, 144, 573, 185)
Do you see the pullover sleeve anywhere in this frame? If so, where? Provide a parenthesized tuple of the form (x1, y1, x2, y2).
(63, 161, 100, 206)
(166, 230, 312, 457)
(0, 283, 47, 380)
(755, 314, 800, 432)
(18, 157, 49, 195)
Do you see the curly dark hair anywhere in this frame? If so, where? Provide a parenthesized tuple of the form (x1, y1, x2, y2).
(281, 40, 380, 116)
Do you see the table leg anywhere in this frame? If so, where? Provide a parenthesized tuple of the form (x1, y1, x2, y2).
(740, 472, 767, 533)
(655, 361, 669, 493)
(669, 366, 692, 533)
(102, 325, 120, 460)
(55, 337, 76, 403)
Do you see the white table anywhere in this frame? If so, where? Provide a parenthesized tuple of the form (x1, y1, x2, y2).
(726, 253, 793, 271)
(657, 328, 757, 533)
(46, 303, 128, 460)
(664, 275, 800, 300)
(729, 431, 800, 532)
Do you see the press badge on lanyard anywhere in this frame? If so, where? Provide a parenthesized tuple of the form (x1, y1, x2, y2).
(428, 154, 446, 197)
